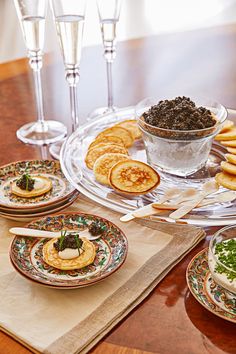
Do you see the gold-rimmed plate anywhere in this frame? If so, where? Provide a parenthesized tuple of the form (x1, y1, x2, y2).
(0, 192, 79, 222)
(0, 160, 75, 209)
(186, 248, 236, 323)
(10, 212, 128, 288)
(0, 190, 79, 214)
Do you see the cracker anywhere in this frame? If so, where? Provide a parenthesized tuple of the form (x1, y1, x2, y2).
(215, 127, 236, 141)
(88, 142, 116, 151)
(116, 120, 142, 140)
(227, 147, 236, 154)
(215, 172, 236, 190)
(94, 153, 129, 185)
(88, 135, 124, 150)
(221, 161, 236, 175)
(109, 160, 160, 195)
(220, 140, 236, 147)
(85, 144, 128, 169)
(225, 154, 236, 165)
(219, 120, 234, 133)
(97, 126, 134, 148)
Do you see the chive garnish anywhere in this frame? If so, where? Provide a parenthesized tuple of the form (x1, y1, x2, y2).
(59, 230, 67, 251)
(74, 234, 83, 255)
(214, 239, 236, 282)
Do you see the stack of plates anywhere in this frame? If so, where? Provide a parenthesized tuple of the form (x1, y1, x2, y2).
(0, 160, 79, 222)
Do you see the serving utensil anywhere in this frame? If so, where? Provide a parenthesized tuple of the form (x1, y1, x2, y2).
(120, 188, 195, 222)
(9, 227, 101, 241)
(120, 188, 235, 223)
(153, 191, 236, 209)
(169, 181, 219, 220)
(158, 188, 182, 204)
(200, 191, 236, 206)
(172, 188, 198, 204)
(120, 205, 156, 222)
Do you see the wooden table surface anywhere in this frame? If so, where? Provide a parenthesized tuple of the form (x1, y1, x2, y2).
(0, 24, 236, 354)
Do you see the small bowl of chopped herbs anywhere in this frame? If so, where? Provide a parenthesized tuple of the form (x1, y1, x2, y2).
(136, 96, 227, 177)
(208, 225, 236, 294)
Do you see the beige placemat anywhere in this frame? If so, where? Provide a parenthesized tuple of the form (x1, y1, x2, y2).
(0, 195, 205, 354)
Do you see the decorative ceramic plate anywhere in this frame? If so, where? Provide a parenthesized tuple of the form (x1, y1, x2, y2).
(0, 189, 77, 213)
(60, 107, 236, 226)
(10, 212, 128, 288)
(0, 160, 75, 209)
(0, 191, 79, 215)
(0, 192, 79, 222)
(186, 248, 236, 323)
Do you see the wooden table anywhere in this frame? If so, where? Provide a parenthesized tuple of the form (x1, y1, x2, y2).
(0, 24, 236, 354)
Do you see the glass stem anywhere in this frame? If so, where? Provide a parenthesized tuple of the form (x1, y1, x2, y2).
(40, 146, 48, 160)
(29, 53, 45, 126)
(106, 60, 113, 110)
(66, 67, 80, 133)
(104, 44, 116, 111)
(69, 85, 79, 132)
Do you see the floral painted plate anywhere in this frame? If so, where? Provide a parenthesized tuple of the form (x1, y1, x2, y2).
(0, 191, 79, 215)
(0, 192, 79, 222)
(0, 188, 77, 213)
(186, 248, 236, 323)
(10, 212, 128, 288)
(0, 160, 75, 209)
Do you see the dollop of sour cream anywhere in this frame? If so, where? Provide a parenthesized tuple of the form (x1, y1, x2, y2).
(33, 177, 46, 190)
(59, 247, 84, 260)
(57, 229, 96, 260)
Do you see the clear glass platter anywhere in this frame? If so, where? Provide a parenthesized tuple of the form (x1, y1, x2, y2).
(60, 106, 236, 226)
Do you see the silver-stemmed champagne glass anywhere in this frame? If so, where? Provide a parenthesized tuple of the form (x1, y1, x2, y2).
(88, 0, 122, 119)
(49, 0, 86, 159)
(14, 0, 67, 145)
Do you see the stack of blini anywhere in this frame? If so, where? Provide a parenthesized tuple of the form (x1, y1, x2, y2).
(215, 119, 236, 190)
(0, 160, 78, 222)
(85, 120, 160, 195)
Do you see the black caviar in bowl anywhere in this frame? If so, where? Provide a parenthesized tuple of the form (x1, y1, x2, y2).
(139, 96, 219, 140)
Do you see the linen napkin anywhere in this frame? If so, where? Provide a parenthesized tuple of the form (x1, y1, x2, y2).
(0, 195, 205, 354)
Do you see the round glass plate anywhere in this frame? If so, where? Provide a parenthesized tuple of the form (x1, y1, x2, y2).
(60, 106, 236, 226)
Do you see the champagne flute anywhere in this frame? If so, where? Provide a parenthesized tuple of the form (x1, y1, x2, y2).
(49, 0, 86, 159)
(88, 0, 122, 119)
(14, 0, 67, 145)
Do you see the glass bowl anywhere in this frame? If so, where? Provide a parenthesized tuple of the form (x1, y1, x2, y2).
(136, 97, 227, 177)
(208, 225, 236, 294)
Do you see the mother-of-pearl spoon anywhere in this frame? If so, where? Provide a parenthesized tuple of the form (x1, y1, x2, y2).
(120, 189, 235, 223)
(153, 190, 236, 209)
(201, 190, 236, 206)
(169, 180, 219, 220)
(172, 188, 198, 204)
(120, 188, 197, 222)
(9, 227, 101, 241)
(158, 187, 182, 204)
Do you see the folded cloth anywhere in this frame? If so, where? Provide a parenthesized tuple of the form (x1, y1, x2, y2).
(0, 195, 205, 354)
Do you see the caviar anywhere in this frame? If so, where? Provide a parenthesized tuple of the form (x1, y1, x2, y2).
(143, 96, 216, 131)
(54, 232, 83, 252)
(88, 221, 106, 236)
(16, 174, 35, 191)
